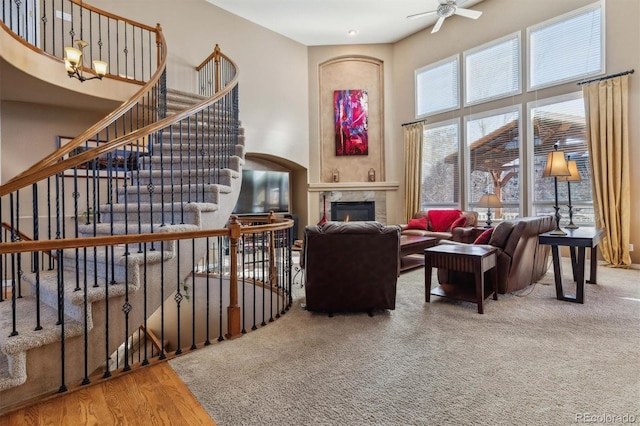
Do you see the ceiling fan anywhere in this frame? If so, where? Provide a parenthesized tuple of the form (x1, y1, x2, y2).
(408, 0, 483, 34)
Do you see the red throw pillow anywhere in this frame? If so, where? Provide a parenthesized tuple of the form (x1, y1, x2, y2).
(427, 209, 462, 232)
(473, 228, 494, 244)
(449, 216, 467, 231)
(407, 216, 428, 230)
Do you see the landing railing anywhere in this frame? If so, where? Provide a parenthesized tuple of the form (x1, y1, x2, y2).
(1, 0, 160, 84)
(0, 214, 294, 410)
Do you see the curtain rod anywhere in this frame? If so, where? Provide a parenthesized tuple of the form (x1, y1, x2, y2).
(577, 69, 634, 86)
(401, 118, 428, 127)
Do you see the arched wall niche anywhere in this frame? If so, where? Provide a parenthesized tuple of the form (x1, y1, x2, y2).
(318, 56, 384, 183)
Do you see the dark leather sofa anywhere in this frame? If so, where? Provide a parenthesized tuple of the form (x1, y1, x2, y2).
(302, 221, 401, 314)
(437, 215, 555, 294)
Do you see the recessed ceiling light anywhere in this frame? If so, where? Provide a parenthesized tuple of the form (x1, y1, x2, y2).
(348, 29, 358, 36)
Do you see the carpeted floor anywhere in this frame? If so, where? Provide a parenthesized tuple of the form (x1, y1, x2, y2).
(169, 259, 640, 426)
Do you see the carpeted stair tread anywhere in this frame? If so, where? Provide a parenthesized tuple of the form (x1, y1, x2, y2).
(134, 167, 239, 181)
(140, 153, 245, 168)
(118, 182, 231, 196)
(99, 201, 219, 214)
(24, 269, 132, 312)
(0, 295, 83, 356)
(76, 222, 200, 236)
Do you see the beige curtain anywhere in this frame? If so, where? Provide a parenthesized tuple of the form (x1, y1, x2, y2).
(582, 75, 631, 267)
(403, 123, 424, 223)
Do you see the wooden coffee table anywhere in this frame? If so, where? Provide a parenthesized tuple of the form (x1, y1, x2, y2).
(400, 235, 437, 272)
(424, 244, 498, 314)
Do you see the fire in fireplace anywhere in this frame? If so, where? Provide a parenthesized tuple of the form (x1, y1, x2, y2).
(331, 201, 375, 222)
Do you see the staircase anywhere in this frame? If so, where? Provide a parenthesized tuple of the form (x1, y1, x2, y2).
(0, 87, 246, 410)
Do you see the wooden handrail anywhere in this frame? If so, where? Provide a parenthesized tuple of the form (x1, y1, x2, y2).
(0, 217, 293, 255)
(139, 324, 164, 353)
(0, 24, 168, 196)
(0, 49, 241, 199)
(1, 222, 57, 260)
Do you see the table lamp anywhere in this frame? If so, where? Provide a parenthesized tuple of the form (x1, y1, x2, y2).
(556, 156, 581, 229)
(478, 193, 502, 228)
(542, 143, 571, 235)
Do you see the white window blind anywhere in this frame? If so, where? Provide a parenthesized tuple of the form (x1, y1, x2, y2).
(415, 55, 459, 118)
(528, 2, 603, 90)
(464, 33, 521, 106)
(529, 93, 594, 226)
(465, 107, 521, 220)
(420, 120, 460, 207)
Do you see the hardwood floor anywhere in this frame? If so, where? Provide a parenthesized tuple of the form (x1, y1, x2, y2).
(0, 362, 216, 425)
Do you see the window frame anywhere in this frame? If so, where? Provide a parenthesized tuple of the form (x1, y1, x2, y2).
(414, 54, 460, 119)
(526, 1, 605, 91)
(463, 31, 522, 107)
(420, 117, 462, 210)
(464, 104, 523, 216)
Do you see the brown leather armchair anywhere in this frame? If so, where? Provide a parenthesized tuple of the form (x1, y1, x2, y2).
(302, 221, 401, 315)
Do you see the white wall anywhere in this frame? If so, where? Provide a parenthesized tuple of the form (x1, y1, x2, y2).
(90, 0, 310, 170)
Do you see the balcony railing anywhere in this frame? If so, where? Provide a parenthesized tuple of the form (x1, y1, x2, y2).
(2, 0, 161, 84)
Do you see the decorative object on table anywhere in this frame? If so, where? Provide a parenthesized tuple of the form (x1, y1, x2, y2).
(332, 170, 340, 182)
(318, 194, 328, 225)
(334, 89, 369, 156)
(542, 142, 571, 235)
(368, 168, 376, 182)
(477, 193, 502, 228)
(557, 156, 581, 229)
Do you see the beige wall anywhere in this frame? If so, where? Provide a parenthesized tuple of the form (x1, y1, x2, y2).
(307, 44, 401, 225)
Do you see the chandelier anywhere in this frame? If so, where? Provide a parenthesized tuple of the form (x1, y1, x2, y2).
(63, 1, 108, 82)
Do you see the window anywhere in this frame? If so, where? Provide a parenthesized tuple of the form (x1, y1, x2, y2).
(464, 32, 521, 106)
(415, 55, 459, 118)
(465, 107, 521, 221)
(528, 2, 604, 90)
(414, 4, 601, 222)
(528, 93, 594, 226)
(420, 119, 460, 208)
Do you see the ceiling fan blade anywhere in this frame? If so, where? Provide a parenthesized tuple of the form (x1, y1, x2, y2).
(407, 10, 437, 20)
(431, 16, 446, 34)
(454, 7, 483, 19)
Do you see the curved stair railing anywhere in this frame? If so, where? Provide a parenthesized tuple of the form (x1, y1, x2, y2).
(0, 2, 295, 414)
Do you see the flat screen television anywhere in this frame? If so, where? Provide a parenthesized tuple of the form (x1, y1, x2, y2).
(233, 170, 290, 214)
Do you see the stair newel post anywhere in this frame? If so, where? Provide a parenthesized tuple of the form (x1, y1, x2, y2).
(226, 215, 242, 338)
(155, 24, 164, 68)
(213, 44, 221, 94)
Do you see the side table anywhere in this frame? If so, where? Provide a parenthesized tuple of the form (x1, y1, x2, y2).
(424, 244, 498, 314)
(538, 227, 605, 304)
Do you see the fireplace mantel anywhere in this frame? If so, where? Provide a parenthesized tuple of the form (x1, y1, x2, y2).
(308, 181, 399, 192)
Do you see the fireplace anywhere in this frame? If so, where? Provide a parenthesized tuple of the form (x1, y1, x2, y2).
(331, 201, 375, 222)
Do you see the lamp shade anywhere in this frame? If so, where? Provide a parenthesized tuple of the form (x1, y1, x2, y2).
(542, 150, 571, 178)
(478, 193, 503, 208)
(93, 60, 108, 77)
(557, 159, 581, 182)
(64, 46, 82, 67)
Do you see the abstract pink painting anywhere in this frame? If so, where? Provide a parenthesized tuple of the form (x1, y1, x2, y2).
(334, 89, 368, 156)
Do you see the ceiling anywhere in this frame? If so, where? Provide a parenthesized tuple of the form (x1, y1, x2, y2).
(204, 0, 485, 46)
